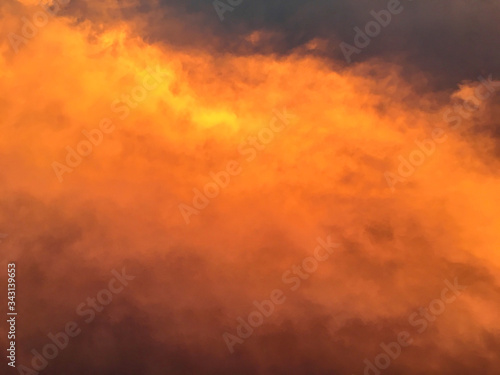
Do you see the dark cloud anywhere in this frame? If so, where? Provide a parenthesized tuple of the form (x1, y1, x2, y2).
(64, 0, 500, 91)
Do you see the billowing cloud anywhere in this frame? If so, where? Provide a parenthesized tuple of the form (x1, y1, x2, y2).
(56, 0, 500, 90)
(0, 0, 499, 374)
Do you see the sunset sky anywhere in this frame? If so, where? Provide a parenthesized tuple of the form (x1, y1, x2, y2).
(1, 0, 500, 374)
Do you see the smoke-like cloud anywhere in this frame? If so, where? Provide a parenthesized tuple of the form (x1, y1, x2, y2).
(1, 0, 499, 374)
(57, 0, 500, 90)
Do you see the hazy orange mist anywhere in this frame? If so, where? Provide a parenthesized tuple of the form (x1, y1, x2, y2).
(1, 1, 499, 374)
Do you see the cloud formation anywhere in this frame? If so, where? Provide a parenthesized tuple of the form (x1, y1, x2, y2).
(0, 0, 499, 374)
(58, 0, 500, 90)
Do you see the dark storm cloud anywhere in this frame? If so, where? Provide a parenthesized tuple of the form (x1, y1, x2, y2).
(64, 0, 500, 91)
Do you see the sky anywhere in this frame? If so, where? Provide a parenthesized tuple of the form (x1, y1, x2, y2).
(1, 0, 500, 374)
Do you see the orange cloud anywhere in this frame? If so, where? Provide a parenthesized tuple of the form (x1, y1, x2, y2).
(0, 2, 499, 374)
